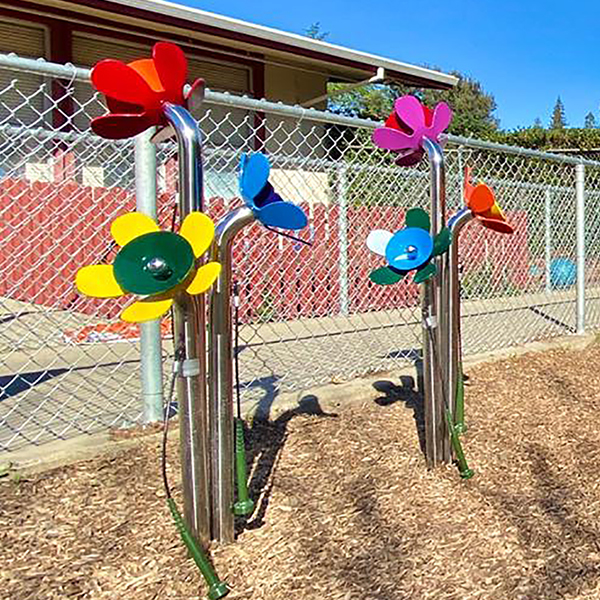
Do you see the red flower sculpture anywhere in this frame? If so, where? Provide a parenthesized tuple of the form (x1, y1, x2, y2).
(90, 42, 204, 140)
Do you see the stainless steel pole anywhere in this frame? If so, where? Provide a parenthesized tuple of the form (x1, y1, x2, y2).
(162, 103, 211, 546)
(576, 163, 586, 335)
(421, 137, 450, 466)
(447, 207, 474, 434)
(135, 127, 164, 423)
(208, 206, 256, 543)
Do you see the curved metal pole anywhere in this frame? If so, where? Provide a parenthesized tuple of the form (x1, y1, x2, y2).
(208, 206, 256, 543)
(447, 207, 474, 434)
(162, 103, 211, 546)
(421, 137, 450, 466)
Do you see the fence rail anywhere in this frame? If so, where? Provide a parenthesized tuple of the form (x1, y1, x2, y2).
(1, 52, 599, 452)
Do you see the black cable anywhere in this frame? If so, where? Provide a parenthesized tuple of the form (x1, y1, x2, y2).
(161, 339, 229, 599)
(264, 225, 313, 246)
(170, 203, 179, 231)
(161, 343, 185, 500)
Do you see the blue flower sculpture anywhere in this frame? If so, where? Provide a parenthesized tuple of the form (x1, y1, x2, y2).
(367, 208, 451, 284)
(239, 153, 307, 230)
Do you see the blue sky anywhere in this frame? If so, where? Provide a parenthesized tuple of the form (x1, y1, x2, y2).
(178, 0, 600, 131)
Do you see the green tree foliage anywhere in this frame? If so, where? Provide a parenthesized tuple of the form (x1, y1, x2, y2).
(533, 117, 543, 129)
(304, 22, 329, 40)
(328, 71, 499, 138)
(495, 126, 600, 151)
(550, 96, 567, 129)
(584, 111, 597, 129)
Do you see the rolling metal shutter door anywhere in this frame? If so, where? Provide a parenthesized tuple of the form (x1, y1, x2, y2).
(0, 20, 46, 127)
(71, 33, 251, 128)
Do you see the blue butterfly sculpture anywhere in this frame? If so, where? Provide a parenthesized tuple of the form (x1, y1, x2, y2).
(239, 153, 308, 230)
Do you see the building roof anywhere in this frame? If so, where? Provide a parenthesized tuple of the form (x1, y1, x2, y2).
(17, 0, 457, 90)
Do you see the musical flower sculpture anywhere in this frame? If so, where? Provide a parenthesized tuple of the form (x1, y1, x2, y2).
(90, 41, 204, 139)
(239, 153, 307, 230)
(372, 95, 452, 166)
(75, 212, 221, 322)
(367, 207, 451, 285)
(463, 166, 514, 234)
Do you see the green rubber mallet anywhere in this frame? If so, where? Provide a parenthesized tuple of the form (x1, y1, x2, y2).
(232, 283, 255, 517)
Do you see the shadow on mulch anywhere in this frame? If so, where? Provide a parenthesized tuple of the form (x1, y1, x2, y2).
(478, 442, 600, 599)
(372, 375, 426, 455)
(237, 376, 339, 535)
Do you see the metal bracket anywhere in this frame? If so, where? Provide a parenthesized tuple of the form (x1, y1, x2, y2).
(172, 358, 201, 377)
(424, 315, 438, 329)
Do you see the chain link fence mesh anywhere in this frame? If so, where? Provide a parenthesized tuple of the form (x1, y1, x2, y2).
(0, 55, 598, 452)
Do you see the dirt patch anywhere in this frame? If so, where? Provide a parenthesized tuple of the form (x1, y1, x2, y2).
(4, 344, 600, 599)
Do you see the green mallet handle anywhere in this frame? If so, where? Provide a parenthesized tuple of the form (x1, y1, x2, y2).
(445, 408, 474, 479)
(167, 498, 229, 600)
(233, 417, 255, 516)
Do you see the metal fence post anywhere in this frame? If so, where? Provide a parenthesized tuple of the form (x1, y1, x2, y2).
(545, 188, 552, 293)
(134, 128, 164, 423)
(338, 165, 349, 315)
(576, 163, 586, 334)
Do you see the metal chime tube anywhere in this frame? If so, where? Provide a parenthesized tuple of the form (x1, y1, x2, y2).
(208, 206, 256, 543)
(447, 207, 474, 434)
(162, 103, 211, 545)
(421, 137, 451, 466)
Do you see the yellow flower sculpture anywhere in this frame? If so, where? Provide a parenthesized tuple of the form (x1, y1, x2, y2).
(76, 212, 221, 323)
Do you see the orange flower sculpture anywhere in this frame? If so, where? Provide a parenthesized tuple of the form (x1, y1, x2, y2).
(463, 166, 514, 234)
(90, 41, 204, 139)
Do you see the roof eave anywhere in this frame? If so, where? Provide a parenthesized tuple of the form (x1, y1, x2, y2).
(67, 0, 458, 89)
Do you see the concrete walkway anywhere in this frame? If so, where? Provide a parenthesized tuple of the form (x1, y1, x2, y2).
(1, 288, 599, 452)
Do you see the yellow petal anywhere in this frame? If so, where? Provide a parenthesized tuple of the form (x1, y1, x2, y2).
(111, 213, 159, 246)
(75, 265, 125, 298)
(482, 202, 506, 221)
(180, 212, 215, 257)
(186, 262, 221, 295)
(121, 298, 173, 323)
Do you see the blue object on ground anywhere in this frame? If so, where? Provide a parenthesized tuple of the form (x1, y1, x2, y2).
(550, 258, 576, 288)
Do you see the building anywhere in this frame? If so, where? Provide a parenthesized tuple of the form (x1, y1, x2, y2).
(0, 1, 458, 193)
(0, 0, 455, 108)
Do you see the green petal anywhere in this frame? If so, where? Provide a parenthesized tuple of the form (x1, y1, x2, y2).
(405, 208, 430, 231)
(414, 262, 437, 284)
(432, 227, 452, 256)
(369, 266, 405, 285)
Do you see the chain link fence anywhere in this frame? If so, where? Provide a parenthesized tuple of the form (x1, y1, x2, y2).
(1, 53, 599, 452)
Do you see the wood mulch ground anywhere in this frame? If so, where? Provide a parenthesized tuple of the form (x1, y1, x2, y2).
(4, 344, 600, 600)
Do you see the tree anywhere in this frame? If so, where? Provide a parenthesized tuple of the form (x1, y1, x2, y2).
(328, 71, 499, 138)
(533, 117, 543, 129)
(420, 73, 499, 137)
(584, 111, 597, 129)
(550, 96, 567, 129)
(304, 22, 329, 41)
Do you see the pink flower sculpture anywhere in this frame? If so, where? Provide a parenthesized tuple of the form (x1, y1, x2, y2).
(90, 41, 204, 140)
(372, 96, 452, 166)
